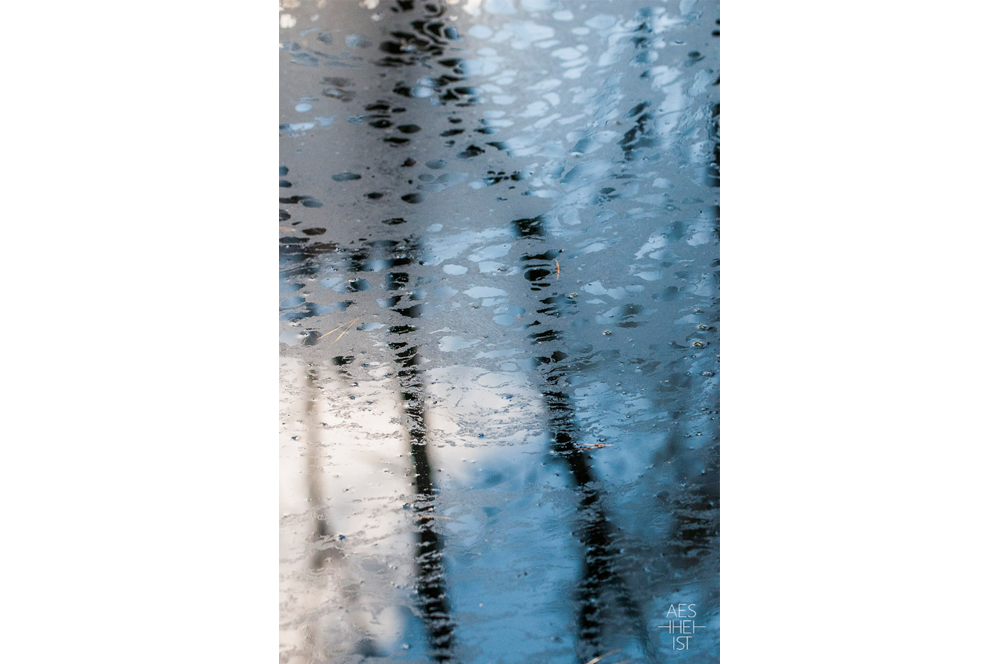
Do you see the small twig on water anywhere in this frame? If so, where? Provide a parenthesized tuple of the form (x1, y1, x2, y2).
(318, 317, 360, 341)
(578, 443, 613, 450)
(555, 259, 560, 279)
(332, 318, 360, 343)
(317, 320, 350, 340)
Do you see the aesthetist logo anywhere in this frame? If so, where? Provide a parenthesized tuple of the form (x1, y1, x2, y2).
(657, 604, 707, 651)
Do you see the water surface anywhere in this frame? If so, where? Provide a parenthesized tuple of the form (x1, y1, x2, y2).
(279, 2, 719, 662)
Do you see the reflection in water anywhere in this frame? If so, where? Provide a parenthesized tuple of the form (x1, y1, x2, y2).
(356, 235, 458, 661)
(399, 353, 457, 662)
(543, 368, 650, 662)
(519, 210, 649, 661)
(280, 1, 719, 662)
(304, 367, 334, 571)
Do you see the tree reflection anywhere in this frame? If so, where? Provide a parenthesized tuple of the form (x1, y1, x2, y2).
(341, 236, 457, 662)
(516, 212, 652, 661)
